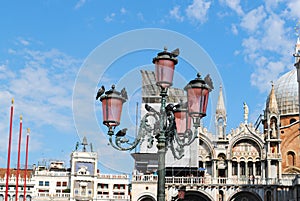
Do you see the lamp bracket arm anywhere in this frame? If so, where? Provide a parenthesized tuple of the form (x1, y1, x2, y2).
(169, 141, 184, 160)
(173, 128, 198, 147)
(108, 113, 157, 151)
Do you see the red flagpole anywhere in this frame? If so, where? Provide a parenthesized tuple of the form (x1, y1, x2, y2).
(15, 115, 22, 201)
(23, 128, 30, 201)
(5, 99, 14, 201)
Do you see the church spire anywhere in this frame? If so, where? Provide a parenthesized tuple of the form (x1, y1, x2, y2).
(215, 85, 226, 139)
(267, 83, 279, 114)
(216, 85, 226, 117)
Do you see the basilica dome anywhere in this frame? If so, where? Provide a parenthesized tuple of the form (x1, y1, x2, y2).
(273, 69, 299, 116)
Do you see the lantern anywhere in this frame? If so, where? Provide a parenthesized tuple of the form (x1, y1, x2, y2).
(173, 101, 191, 137)
(184, 73, 211, 118)
(100, 85, 127, 128)
(153, 47, 179, 89)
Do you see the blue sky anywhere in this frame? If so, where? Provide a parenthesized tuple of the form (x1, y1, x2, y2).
(0, 0, 299, 174)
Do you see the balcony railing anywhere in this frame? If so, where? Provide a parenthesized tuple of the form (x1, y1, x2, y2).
(96, 194, 130, 200)
(132, 174, 158, 182)
(164, 176, 292, 186)
(132, 175, 295, 186)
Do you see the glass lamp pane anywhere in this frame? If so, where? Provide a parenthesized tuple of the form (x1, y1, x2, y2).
(102, 98, 124, 127)
(174, 110, 191, 135)
(187, 87, 209, 118)
(155, 59, 175, 88)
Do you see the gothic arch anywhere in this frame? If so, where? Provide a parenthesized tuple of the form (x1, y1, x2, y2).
(287, 151, 296, 166)
(228, 136, 264, 160)
(265, 190, 272, 201)
(137, 194, 155, 201)
(199, 133, 215, 158)
(284, 166, 300, 174)
(228, 191, 263, 201)
(182, 190, 214, 201)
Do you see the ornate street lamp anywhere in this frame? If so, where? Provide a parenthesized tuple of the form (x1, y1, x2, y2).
(98, 48, 213, 201)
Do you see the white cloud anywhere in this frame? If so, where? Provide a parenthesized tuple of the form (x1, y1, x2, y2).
(261, 14, 291, 53)
(104, 13, 116, 23)
(240, 6, 266, 33)
(286, 0, 300, 18)
(186, 0, 211, 24)
(74, 0, 86, 10)
(250, 61, 285, 93)
(18, 38, 30, 46)
(0, 41, 84, 162)
(238, 1, 295, 94)
(231, 24, 238, 35)
(137, 12, 145, 22)
(170, 6, 184, 22)
(264, 0, 285, 12)
(220, 0, 244, 16)
(1, 46, 82, 131)
(120, 7, 127, 15)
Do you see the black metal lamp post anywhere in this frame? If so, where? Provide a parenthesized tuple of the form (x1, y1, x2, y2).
(98, 48, 212, 201)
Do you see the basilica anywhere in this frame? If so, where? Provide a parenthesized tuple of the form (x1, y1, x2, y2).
(131, 40, 300, 201)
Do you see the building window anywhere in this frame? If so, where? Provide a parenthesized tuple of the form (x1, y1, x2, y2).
(113, 192, 125, 195)
(39, 181, 43, 186)
(45, 181, 49, 186)
(266, 191, 272, 201)
(56, 182, 61, 187)
(287, 151, 296, 166)
(240, 162, 245, 176)
(198, 161, 203, 168)
(290, 118, 296, 124)
(255, 162, 261, 175)
(232, 161, 237, 176)
(97, 183, 108, 189)
(113, 184, 125, 189)
(75, 190, 78, 195)
(248, 161, 253, 176)
(62, 182, 67, 187)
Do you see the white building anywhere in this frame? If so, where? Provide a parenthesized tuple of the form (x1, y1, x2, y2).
(131, 43, 300, 201)
(0, 137, 130, 201)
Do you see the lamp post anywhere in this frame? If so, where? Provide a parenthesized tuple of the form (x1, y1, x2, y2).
(97, 48, 212, 201)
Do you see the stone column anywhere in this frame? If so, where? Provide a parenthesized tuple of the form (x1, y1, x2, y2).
(213, 160, 217, 178)
(278, 160, 282, 180)
(227, 161, 232, 178)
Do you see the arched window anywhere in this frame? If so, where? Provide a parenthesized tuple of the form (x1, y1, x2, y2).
(240, 161, 246, 176)
(219, 190, 224, 201)
(266, 191, 272, 201)
(287, 151, 296, 166)
(255, 161, 261, 175)
(290, 118, 296, 124)
(232, 161, 238, 176)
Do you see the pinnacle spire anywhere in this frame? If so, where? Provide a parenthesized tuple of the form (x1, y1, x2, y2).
(267, 83, 279, 114)
(216, 85, 226, 117)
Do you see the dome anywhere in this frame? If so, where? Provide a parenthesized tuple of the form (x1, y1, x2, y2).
(273, 69, 299, 115)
